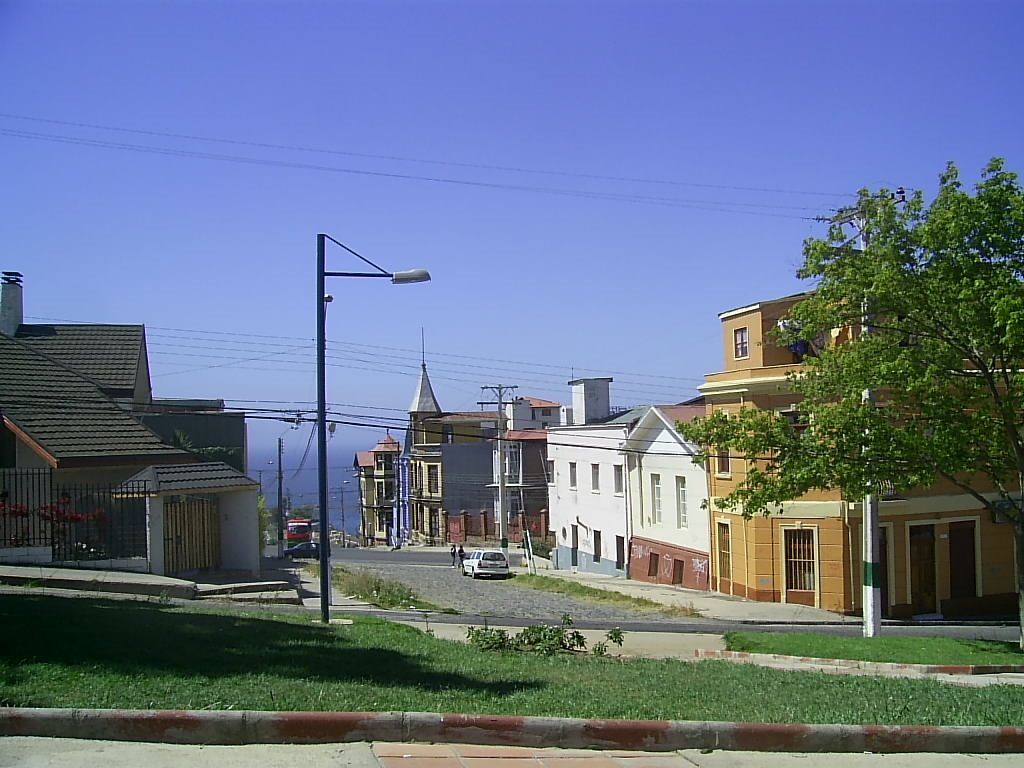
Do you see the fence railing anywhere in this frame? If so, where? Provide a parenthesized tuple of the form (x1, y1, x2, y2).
(0, 468, 149, 563)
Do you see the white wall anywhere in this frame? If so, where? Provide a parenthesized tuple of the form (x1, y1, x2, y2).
(547, 423, 629, 571)
(624, 411, 711, 556)
(220, 489, 260, 575)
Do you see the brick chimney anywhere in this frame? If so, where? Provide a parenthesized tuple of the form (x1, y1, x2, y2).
(0, 271, 23, 336)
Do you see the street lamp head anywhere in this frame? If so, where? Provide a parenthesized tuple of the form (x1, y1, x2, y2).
(390, 269, 431, 285)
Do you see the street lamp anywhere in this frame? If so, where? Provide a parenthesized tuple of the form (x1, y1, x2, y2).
(317, 233, 431, 624)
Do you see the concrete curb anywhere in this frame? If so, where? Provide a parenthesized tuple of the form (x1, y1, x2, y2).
(693, 649, 1024, 676)
(2, 709, 1024, 753)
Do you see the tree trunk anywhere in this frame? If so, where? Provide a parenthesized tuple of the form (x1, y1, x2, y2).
(1017, 522, 1024, 651)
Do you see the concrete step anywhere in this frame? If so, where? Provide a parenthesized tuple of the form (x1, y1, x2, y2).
(194, 581, 293, 597)
(197, 589, 302, 606)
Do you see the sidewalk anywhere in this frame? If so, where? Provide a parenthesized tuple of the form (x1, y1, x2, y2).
(4, 738, 1023, 767)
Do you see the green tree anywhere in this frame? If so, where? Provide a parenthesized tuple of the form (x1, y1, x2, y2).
(679, 160, 1024, 645)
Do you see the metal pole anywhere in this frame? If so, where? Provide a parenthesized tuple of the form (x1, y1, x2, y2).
(277, 437, 284, 558)
(859, 223, 882, 638)
(316, 233, 332, 624)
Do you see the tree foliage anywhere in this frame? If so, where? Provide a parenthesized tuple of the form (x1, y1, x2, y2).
(680, 159, 1024, 523)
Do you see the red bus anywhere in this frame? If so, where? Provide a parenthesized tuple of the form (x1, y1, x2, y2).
(286, 518, 313, 546)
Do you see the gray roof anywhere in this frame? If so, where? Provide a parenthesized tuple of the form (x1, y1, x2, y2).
(0, 334, 186, 465)
(119, 462, 257, 495)
(16, 323, 144, 393)
(408, 363, 441, 414)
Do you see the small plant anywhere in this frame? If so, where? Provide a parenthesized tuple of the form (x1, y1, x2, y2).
(606, 627, 625, 647)
(592, 641, 609, 657)
(466, 626, 515, 652)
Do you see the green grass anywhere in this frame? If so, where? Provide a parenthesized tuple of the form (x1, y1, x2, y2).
(305, 563, 453, 613)
(2, 593, 1024, 729)
(725, 631, 1024, 666)
(514, 574, 701, 618)
(2, 594, 1024, 725)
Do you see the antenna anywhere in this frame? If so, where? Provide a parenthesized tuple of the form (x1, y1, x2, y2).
(420, 328, 425, 365)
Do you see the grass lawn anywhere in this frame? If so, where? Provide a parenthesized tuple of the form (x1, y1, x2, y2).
(3, 594, 1024, 725)
(725, 631, 1024, 666)
(303, 564, 453, 613)
(514, 574, 701, 618)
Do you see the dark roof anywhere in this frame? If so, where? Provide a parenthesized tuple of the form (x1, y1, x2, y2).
(0, 334, 187, 465)
(119, 462, 256, 494)
(15, 323, 144, 392)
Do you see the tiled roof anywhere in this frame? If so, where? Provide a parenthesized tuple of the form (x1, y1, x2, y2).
(372, 435, 401, 452)
(658, 405, 706, 426)
(119, 462, 256, 494)
(0, 334, 186, 464)
(355, 451, 374, 468)
(15, 323, 144, 392)
(521, 396, 560, 408)
(505, 429, 548, 441)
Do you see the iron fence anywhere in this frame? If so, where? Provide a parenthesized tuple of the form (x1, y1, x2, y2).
(0, 468, 148, 563)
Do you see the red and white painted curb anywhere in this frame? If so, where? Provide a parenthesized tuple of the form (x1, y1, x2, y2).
(1, 709, 1023, 753)
(692, 649, 1024, 676)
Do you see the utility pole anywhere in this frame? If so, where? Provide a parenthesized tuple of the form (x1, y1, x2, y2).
(833, 187, 903, 638)
(339, 485, 346, 547)
(480, 384, 518, 558)
(277, 437, 285, 558)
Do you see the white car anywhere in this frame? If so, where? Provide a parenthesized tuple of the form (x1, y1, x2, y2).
(461, 549, 510, 579)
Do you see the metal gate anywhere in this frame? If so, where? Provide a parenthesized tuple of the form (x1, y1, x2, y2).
(163, 496, 220, 575)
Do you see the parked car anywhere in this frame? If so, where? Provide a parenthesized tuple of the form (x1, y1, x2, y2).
(285, 541, 320, 560)
(461, 549, 510, 579)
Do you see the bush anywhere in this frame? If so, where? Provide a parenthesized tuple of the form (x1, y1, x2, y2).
(466, 614, 622, 657)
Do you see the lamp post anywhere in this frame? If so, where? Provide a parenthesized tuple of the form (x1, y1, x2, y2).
(317, 233, 430, 624)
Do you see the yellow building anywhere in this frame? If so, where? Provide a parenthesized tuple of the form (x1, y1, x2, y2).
(699, 293, 1016, 618)
(353, 434, 400, 545)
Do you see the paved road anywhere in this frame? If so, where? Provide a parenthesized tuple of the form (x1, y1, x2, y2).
(328, 559, 1019, 642)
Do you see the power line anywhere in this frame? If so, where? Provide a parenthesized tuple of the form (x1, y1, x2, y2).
(0, 111, 854, 199)
(0, 128, 820, 220)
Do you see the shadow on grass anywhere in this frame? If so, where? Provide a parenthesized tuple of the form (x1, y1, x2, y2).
(0, 594, 540, 696)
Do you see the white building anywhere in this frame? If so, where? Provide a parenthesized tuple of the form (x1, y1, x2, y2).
(621, 403, 711, 590)
(504, 395, 565, 430)
(546, 378, 638, 575)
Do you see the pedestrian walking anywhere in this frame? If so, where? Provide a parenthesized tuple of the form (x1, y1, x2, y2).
(450, 544, 458, 568)
(457, 544, 466, 569)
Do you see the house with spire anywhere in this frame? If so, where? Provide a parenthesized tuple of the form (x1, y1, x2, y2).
(401, 362, 500, 545)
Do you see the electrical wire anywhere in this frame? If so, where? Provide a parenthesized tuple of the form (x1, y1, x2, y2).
(0, 111, 855, 199)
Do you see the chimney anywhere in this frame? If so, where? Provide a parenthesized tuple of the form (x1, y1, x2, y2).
(0, 271, 24, 336)
(568, 377, 613, 425)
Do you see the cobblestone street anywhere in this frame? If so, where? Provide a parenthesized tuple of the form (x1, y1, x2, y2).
(344, 562, 681, 623)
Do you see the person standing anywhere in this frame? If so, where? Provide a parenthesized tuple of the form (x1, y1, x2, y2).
(457, 544, 466, 570)
(450, 544, 458, 568)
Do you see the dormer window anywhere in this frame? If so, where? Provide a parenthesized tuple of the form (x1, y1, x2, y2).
(733, 327, 749, 359)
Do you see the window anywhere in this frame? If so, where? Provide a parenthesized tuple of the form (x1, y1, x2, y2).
(545, 459, 555, 484)
(651, 473, 662, 524)
(375, 453, 394, 472)
(784, 528, 816, 592)
(715, 447, 730, 476)
(615, 535, 625, 570)
(613, 464, 624, 495)
(591, 463, 600, 492)
(505, 444, 521, 483)
(734, 327, 749, 359)
(442, 425, 454, 443)
(427, 465, 439, 494)
(675, 476, 688, 528)
(569, 462, 577, 489)
(542, 408, 551, 417)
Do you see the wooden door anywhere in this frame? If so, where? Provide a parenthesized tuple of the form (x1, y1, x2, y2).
(909, 525, 937, 614)
(716, 522, 732, 594)
(948, 521, 977, 600)
(879, 527, 890, 618)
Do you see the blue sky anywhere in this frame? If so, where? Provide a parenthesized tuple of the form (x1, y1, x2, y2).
(3, 0, 1022, 488)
